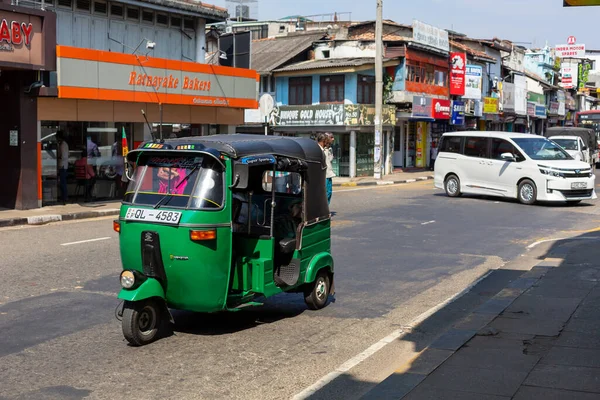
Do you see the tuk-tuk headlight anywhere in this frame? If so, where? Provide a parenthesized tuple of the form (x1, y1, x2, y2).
(120, 270, 136, 289)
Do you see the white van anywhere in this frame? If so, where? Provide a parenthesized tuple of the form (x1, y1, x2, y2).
(434, 131, 597, 205)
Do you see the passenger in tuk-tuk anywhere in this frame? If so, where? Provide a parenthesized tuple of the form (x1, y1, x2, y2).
(274, 200, 302, 240)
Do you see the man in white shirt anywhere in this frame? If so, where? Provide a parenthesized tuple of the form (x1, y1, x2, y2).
(56, 131, 69, 204)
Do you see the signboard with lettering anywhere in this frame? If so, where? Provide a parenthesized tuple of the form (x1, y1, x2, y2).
(560, 65, 578, 89)
(432, 99, 451, 119)
(535, 105, 547, 119)
(464, 65, 483, 100)
(412, 20, 449, 52)
(555, 43, 586, 58)
(56, 45, 258, 108)
(483, 97, 499, 114)
(412, 96, 433, 118)
(450, 101, 465, 125)
(0, 9, 49, 68)
(269, 104, 396, 127)
(450, 52, 466, 96)
(564, 0, 600, 6)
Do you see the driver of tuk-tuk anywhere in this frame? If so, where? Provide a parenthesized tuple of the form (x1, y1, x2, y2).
(274, 200, 302, 239)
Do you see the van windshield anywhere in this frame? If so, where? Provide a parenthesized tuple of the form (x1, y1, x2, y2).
(552, 138, 578, 151)
(124, 155, 224, 209)
(511, 137, 572, 161)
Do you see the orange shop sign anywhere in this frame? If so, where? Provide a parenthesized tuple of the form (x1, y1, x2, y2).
(56, 46, 259, 108)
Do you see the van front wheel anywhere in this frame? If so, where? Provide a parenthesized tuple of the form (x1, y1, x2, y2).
(445, 175, 461, 197)
(518, 180, 537, 205)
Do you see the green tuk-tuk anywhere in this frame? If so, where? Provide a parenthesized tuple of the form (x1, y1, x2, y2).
(114, 134, 334, 346)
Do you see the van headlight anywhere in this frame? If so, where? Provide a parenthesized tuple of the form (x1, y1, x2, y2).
(539, 169, 564, 178)
(120, 270, 136, 289)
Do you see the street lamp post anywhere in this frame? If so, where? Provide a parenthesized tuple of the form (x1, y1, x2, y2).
(374, 0, 383, 179)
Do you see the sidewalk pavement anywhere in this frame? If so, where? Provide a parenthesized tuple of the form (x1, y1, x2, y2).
(362, 235, 600, 400)
(0, 201, 121, 228)
(333, 169, 434, 187)
(0, 170, 435, 227)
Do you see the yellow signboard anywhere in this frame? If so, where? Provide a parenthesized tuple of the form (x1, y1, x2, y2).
(564, 0, 600, 5)
(415, 122, 427, 168)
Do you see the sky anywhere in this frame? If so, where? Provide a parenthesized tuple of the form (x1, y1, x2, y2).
(212, 0, 600, 49)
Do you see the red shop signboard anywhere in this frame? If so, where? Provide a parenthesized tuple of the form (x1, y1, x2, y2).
(450, 52, 466, 96)
(432, 99, 451, 119)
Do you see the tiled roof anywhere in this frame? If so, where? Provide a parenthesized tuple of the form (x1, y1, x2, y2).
(450, 40, 496, 62)
(251, 32, 327, 74)
(140, 0, 227, 20)
(274, 57, 396, 73)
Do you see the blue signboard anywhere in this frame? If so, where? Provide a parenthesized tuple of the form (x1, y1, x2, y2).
(451, 101, 465, 125)
(535, 105, 547, 119)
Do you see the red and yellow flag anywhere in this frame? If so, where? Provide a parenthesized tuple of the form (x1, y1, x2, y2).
(121, 127, 129, 157)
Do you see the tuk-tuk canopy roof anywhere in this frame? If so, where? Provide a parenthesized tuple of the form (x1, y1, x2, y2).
(132, 134, 324, 162)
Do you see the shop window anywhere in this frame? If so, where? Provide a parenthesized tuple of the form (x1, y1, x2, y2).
(76, 0, 90, 11)
(357, 75, 375, 104)
(142, 10, 154, 23)
(127, 7, 139, 20)
(170, 16, 182, 28)
(110, 4, 124, 17)
(93, 1, 107, 14)
(440, 136, 463, 154)
(464, 137, 489, 158)
(289, 77, 312, 105)
(320, 75, 344, 103)
(58, 0, 72, 8)
(156, 13, 168, 26)
(435, 70, 447, 87)
(183, 19, 195, 30)
(260, 76, 270, 93)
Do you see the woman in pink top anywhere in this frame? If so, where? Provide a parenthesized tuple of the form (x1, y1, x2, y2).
(157, 167, 189, 195)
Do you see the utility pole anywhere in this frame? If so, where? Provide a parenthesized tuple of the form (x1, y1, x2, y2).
(374, 0, 383, 179)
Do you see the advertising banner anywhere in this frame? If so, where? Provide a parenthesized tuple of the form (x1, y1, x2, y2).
(514, 74, 527, 116)
(450, 101, 465, 125)
(502, 82, 515, 112)
(464, 65, 483, 100)
(412, 96, 433, 118)
(483, 97, 499, 114)
(450, 52, 466, 96)
(432, 99, 451, 119)
(415, 122, 427, 168)
(412, 20, 449, 52)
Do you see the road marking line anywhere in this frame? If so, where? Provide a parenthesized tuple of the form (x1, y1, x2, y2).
(421, 220, 436, 225)
(291, 270, 495, 400)
(60, 237, 111, 246)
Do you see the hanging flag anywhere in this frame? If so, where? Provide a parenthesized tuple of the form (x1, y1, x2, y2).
(121, 127, 129, 157)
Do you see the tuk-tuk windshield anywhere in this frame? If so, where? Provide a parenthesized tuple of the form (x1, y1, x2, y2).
(124, 155, 224, 209)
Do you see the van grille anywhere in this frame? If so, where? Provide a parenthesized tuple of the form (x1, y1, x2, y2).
(559, 189, 594, 199)
(563, 172, 592, 178)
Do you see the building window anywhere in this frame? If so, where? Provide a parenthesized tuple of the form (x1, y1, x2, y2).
(320, 75, 344, 103)
(93, 1, 107, 14)
(183, 19, 194, 30)
(170, 16, 181, 28)
(75, 0, 90, 11)
(110, 4, 124, 17)
(406, 61, 447, 87)
(289, 77, 312, 105)
(58, 0, 72, 8)
(322, 50, 331, 58)
(357, 74, 375, 104)
(142, 10, 154, 23)
(127, 7, 139, 21)
(156, 13, 168, 26)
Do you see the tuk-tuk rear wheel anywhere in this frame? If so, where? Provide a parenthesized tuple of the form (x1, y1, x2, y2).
(122, 299, 163, 346)
(304, 271, 330, 310)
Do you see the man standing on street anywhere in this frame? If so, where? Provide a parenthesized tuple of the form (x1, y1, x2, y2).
(56, 130, 69, 204)
(317, 133, 336, 205)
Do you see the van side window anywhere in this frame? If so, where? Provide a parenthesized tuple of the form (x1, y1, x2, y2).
(464, 137, 489, 158)
(440, 136, 463, 154)
(491, 138, 524, 161)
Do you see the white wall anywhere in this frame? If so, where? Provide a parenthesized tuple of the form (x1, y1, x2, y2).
(314, 41, 375, 59)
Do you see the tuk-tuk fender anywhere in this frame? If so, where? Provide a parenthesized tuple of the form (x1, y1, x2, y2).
(118, 278, 165, 302)
(305, 253, 334, 283)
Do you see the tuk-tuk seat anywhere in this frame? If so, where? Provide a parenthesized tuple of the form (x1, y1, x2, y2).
(279, 237, 296, 254)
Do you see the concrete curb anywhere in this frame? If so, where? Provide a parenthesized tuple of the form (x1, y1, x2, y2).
(360, 258, 556, 400)
(0, 208, 120, 228)
(333, 175, 434, 188)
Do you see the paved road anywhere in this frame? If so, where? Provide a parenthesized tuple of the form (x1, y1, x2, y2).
(2, 178, 600, 400)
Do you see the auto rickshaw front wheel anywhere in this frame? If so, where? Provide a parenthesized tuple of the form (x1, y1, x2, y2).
(304, 271, 331, 310)
(122, 299, 164, 346)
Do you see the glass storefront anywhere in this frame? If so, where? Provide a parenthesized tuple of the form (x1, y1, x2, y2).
(356, 133, 374, 177)
(330, 133, 350, 177)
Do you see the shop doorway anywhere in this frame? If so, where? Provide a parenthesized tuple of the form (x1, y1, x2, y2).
(405, 123, 416, 168)
(393, 125, 404, 167)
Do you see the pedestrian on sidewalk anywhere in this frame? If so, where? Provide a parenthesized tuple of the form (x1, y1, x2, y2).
(317, 133, 335, 205)
(56, 130, 69, 204)
(429, 141, 438, 171)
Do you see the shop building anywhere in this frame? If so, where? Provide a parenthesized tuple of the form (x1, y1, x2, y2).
(0, 3, 56, 209)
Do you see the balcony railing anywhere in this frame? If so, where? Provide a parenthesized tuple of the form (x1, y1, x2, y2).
(11, 0, 55, 10)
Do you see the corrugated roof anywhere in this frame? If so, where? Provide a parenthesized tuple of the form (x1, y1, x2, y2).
(450, 40, 496, 62)
(139, 0, 227, 20)
(274, 57, 395, 73)
(251, 32, 327, 75)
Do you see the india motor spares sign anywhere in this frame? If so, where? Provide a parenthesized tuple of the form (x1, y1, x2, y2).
(464, 65, 483, 100)
(555, 43, 585, 58)
(450, 52, 466, 96)
(432, 99, 451, 119)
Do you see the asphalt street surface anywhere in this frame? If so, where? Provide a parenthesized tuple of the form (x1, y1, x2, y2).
(2, 175, 600, 400)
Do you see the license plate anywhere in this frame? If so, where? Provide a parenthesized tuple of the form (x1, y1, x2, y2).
(125, 208, 182, 225)
(571, 182, 588, 189)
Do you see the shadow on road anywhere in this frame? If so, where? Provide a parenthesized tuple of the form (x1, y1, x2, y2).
(300, 230, 600, 400)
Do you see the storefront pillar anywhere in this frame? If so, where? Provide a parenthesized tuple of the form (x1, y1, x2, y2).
(350, 130, 357, 178)
(195, 18, 206, 63)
